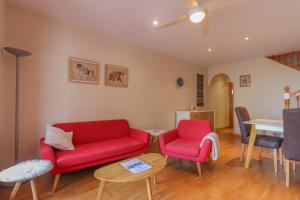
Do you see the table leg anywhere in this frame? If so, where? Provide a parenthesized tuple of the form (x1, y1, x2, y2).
(153, 174, 157, 185)
(146, 177, 153, 200)
(245, 125, 257, 168)
(97, 180, 105, 200)
(9, 181, 22, 200)
(30, 179, 39, 200)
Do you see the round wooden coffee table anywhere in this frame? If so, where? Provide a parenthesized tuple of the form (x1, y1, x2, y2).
(94, 153, 166, 200)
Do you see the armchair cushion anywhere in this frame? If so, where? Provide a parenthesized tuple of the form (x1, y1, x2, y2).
(165, 138, 200, 157)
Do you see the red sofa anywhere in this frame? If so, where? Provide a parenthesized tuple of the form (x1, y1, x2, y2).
(159, 120, 212, 176)
(40, 119, 150, 192)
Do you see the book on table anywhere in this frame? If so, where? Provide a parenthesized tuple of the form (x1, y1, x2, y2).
(120, 159, 152, 174)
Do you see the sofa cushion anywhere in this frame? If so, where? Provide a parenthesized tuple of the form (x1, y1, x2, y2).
(53, 119, 130, 145)
(165, 138, 201, 157)
(55, 137, 144, 168)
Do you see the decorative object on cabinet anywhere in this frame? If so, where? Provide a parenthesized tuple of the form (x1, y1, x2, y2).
(197, 74, 204, 106)
(69, 57, 99, 84)
(240, 75, 251, 87)
(105, 64, 129, 87)
(175, 110, 215, 130)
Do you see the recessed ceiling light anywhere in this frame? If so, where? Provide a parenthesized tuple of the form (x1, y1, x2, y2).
(153, 20, 158, 26)
(244, 37, 249, 41)
(208, 48, 212, 52)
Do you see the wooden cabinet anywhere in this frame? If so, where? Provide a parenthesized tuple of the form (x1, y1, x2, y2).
(175, 111, 215, 131)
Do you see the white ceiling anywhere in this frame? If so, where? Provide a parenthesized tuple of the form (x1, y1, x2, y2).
(7, 0, 300, 66)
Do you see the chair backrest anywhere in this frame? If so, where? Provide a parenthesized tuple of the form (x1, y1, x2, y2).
(283, 109, 300, 160)
(53, 119, 130, 145)
(235, 107, 251, 143)
(177, 120, 211, 141)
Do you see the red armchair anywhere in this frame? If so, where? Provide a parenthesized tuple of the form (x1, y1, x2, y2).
(40, 119, 150, 192)
(159, 120, 212, 176)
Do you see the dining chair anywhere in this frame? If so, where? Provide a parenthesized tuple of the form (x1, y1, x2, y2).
(235, 107, 283, 173)
(283, 108, 300, 187)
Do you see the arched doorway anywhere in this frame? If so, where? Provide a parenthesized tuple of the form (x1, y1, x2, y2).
(209, 74, 234, 130)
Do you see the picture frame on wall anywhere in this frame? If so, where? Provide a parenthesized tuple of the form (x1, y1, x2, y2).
(69, 57, 100, 84)
(105, 64, 129, 87)
(240, 75, 251, 87)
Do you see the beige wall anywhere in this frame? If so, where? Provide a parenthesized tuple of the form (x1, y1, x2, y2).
(0, 0, 5, 169)
(209, 74, 229, 129)
(2, 5, 208, 165)
(208, 57, 300, 134)
(0, 0, 14, 170)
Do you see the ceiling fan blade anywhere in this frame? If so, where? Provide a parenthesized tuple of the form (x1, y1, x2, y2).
(183, 0, 199, 9)
(156, 15, 188, 30)
(199, 16, 209, 35)
(204, 0, 246, 13)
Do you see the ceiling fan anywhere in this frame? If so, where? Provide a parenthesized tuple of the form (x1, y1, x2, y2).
(156, 0, 244, 35)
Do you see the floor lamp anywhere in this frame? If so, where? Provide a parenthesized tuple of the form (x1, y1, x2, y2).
(4, 47, 32, 164)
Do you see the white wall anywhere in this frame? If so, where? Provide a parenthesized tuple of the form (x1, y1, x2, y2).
(2, 4, 208, 166)
(208, 57, 300, 134)
(209, 74, 229, 129)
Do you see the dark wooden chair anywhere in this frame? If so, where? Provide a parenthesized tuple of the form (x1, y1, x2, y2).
(283, 108, 300, 187)
(235, 107, 283, 173)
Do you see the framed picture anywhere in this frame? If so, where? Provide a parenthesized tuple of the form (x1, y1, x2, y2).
(240, 75, 251, 87)
(69, 57, 100, 84)
(105, 64, 129, 87)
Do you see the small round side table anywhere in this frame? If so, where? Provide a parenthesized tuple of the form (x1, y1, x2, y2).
(145, 129, 166, 144)
(0, 159, 53, 200)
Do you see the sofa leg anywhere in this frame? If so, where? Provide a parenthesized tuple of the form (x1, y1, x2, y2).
(196, 162, 201, 176)
(52, 174, 61, 192)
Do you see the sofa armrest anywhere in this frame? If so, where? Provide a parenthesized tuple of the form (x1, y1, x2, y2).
(40, 138, 57, 170)
(158, 129, 177, 146)
(130, 128, 151, 145)
(199, 139, 212, 161)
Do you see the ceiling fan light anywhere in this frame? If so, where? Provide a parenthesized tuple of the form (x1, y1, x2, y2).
(188, 7, 206, 23)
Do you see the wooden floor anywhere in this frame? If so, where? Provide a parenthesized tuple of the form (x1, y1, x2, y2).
(1, 128, 300, 200)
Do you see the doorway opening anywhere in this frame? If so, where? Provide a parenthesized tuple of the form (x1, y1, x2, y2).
(209, 74, 234, 132)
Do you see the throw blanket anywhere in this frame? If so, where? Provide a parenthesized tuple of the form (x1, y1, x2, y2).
(200, 132, 220, 161)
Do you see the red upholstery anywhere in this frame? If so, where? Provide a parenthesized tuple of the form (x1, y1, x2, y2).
(40, 119, 150, 175)
(165, 138, 201, 157)
(56, 137, 145, 168)
(159, 120, 212, 163)
(53, 120, 130, 145)
(177, 120, 211, 141)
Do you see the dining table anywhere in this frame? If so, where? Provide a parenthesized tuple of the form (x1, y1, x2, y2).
(243, 119, 283, 168)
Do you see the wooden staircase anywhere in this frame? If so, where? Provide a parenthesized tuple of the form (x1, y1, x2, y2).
(266, 50, 300, 71)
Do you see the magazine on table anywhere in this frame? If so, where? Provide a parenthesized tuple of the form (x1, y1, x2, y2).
(120, 159, 152, 174)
